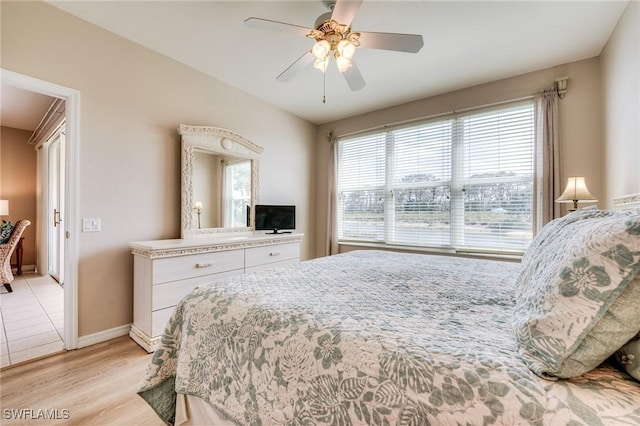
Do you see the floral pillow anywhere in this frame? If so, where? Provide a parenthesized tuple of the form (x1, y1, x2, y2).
(518, 207, 620, 276)
(0, 220, 13, 244)
(616, 332, 640, 381)
(513, 209, 640, 379)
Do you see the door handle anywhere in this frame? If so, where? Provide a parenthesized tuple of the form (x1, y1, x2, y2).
(54, 209, 62, 227)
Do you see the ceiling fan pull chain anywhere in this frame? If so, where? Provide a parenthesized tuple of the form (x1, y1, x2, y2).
(322, 69, 327, 104)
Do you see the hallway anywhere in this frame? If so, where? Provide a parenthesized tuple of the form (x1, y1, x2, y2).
(1, 273, 64, 367)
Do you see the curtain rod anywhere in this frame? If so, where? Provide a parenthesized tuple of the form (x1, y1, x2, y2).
(28, 97, 65, 145)
(334, 94, 535, 140)
(332, 75, 569, 141)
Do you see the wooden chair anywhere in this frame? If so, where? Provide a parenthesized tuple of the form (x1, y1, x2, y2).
(0, 220, 31, 293)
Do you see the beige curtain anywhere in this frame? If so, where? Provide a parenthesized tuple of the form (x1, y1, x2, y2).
(325, 136, 339, 256)
(534, 88, 562, 234)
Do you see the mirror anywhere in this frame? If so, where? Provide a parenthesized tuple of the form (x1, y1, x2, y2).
(179, 125, 262, 238)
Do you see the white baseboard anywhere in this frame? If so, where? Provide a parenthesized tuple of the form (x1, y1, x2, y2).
(77, 323, 132, 349)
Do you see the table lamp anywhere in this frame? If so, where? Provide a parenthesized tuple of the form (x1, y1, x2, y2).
(556, 177, 597, 211)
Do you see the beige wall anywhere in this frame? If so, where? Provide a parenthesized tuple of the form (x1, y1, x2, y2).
(0, 127, 38, 266)
(1, 1, 317, 337)
(315, 58, 604, 257)
(601, 0, 640, 204)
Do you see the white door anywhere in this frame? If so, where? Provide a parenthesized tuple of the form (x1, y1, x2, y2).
(47, 127, 65, 284)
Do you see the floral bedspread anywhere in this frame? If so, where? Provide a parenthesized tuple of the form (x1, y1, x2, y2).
(138, 250, 640, 425)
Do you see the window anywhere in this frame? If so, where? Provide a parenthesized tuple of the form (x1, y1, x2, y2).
(337, 101, 534, 254)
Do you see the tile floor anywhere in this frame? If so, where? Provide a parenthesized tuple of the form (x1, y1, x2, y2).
(0, 273, 64, 368)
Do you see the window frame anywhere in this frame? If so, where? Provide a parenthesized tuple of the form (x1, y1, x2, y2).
(336, 100, 535, 257)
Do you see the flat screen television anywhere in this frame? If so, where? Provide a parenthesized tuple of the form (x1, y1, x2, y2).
(254, 204, 295, 234)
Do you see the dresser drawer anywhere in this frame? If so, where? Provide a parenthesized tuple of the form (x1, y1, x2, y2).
(152, 250, 244, 284)
(245, 242, 300, 268)
(152, 270, 240, 311)
(245, 258, 299, 274)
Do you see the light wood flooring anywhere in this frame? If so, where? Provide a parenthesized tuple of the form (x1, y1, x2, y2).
(0, 336, 165, 425)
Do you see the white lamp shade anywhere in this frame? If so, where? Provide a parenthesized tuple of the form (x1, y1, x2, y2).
(335, 55, 352, 72)
(313, 57, 329, 73)
(556, 177, 597, 203)
(311, 40, 331, 59)
(337, 39, 356, 59)
(0, 200, 8, 216)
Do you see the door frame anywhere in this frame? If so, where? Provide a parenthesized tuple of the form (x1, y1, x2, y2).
(2, 69, 79, 350)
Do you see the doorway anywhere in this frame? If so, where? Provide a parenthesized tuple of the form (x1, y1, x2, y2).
(2, 69, 79, 352)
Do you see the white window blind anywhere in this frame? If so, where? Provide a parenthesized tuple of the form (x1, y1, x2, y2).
(337, 133, 386, 241)
(337, 101, 534, 254)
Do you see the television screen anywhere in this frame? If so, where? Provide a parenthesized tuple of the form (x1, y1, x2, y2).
(255, 205, 295, 233)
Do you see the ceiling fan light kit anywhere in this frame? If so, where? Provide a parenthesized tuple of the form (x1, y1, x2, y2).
(245, 0, 424, 100)
(308, 19, 360, 73)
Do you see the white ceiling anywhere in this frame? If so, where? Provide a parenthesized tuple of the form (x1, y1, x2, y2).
(19, 1, 629, 125)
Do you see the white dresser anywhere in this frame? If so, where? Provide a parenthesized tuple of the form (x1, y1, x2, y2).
(129, 233, 303, 352)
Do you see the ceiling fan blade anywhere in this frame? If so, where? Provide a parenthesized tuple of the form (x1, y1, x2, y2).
(358, 31, 424, 53)
(343, 61, 366, 91)
(277, 51, 315, 82)
(331, 0, 363, 27)
(244, 17, 312, 37)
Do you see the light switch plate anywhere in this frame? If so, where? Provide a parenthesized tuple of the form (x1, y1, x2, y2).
(83, 218, 101, 232)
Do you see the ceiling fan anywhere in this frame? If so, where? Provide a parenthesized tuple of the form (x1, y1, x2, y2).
(244, 0, 424, 94)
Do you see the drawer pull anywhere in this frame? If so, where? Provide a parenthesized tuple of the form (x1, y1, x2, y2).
(269, 251, 281, 257)
(195, 262, 214, 268)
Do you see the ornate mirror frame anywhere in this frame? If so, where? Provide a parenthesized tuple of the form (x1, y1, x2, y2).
(179, 124, 263, 239)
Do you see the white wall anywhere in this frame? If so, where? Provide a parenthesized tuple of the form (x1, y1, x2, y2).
(315, 58, 604, 257)
(601, 0, 640, 203)
(1, 1, 317, 337)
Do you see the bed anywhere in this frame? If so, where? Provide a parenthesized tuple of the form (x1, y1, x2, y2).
(139, 202, 640, 425)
